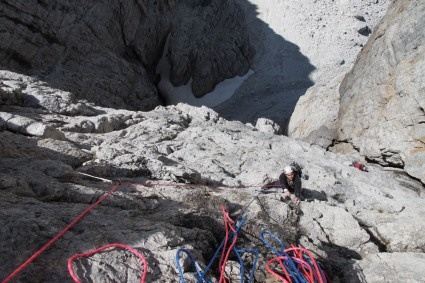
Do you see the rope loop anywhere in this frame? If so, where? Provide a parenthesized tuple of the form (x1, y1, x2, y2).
(68, 243, 148, 283)
(260, 230, 328, 283)
(176, 205, 258, 283)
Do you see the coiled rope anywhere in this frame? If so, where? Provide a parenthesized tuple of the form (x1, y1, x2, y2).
(260, 230, 328, 283)
(176, 200, 260, 283)
(1, 172, 278, 283)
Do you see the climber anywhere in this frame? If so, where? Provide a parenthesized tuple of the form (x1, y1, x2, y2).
(262, 164, 302, 204)
(279, 165, 302, 204)
(351, 161, 368, 172)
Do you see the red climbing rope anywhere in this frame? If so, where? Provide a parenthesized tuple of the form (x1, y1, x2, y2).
(2, 178, 277, 283)
(2, 182, 122, 283)
(68, 243, 148, 283)
(218, 205, 238, 283)
(265, 246, 327, 283)
(286, 246, 324, 283)
(266, 256, 292, 283)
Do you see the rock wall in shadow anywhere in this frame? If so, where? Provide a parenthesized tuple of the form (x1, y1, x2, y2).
(0, 0, 254, 110)
(214, 0, 315, 131)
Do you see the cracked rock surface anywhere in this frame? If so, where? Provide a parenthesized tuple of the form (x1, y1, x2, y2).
(1, 72, 424, 282)
(289, 0, 425, 184)
(335, 0, 425, 184)
(0, 0, 253, 108)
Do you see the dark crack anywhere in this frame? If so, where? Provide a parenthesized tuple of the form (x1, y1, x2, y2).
(359, 223, 387, 252)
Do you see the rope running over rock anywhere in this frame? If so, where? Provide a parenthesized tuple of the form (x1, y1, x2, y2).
(2, 174, 318, 283)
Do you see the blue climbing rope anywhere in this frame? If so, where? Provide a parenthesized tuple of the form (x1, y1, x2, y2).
(234, 248, 259, 283)
(260, 230, 309, 283)
(176, 248, 208, 282)
(176, 190, 262, 283)
(260, 229, 329, 283)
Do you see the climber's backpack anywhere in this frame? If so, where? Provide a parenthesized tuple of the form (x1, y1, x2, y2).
(290, 162, 303, 178)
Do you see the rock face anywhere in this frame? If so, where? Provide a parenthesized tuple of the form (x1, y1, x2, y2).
(287, 0, 391, 145)
(344, 253, 425, 283)
(288, 73, 344, 148)
(1, 72, 425, 282)
(0, 0, 388, 132)
(336, 0, 425, 183)
(288, 0, 425, 183)
(246, 0, 391, 134)
(0, 0, 254, 109)
(1, 0, 425, 282)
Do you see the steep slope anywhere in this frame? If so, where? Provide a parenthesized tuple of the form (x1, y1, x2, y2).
(287, 0, 391, 144)
(0, 0, 254, 109)
(334, 0, 425, 183)
(218, 0, 390, 129)
(1, 72, 424, 282)
(287, 0, 424, 184)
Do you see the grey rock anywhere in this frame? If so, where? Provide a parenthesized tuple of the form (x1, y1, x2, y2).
(300, 202, 370, 253)
(0, 112, 66, 140)
(344, 253, 425, 283)
(337, 0, 425, 183)
(0, 0, 253, 107)
(216, 0, 390, 132)
(290, 0, 425, 184)
(0, 71, 96, 116)
(63, 110, 145, 133)
(37, 138, 93, 168)
(288, 72, 344, 148)
(0, 2, 424, 282)
(255, 118, 282, 135)
(1, 89, 424, 281)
